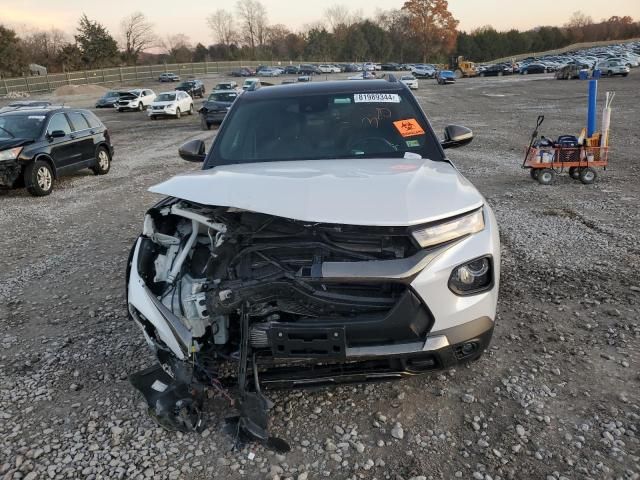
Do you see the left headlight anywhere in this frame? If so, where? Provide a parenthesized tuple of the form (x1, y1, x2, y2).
(411, 208, 484, 248)
(0, 147, 23, 162)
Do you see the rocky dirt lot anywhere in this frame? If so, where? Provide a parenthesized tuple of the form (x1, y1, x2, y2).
(1, 72, 639, 480)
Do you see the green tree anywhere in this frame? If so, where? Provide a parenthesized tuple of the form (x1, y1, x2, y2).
(304, 28, 334, 61)
(75, 15, 120, 68)
(56, 44, 84, 72)
(0, 25, 27, 77)
(193, 43, 208, 62)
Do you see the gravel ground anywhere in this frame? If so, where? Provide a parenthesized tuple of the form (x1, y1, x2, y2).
(1, 72, 639, 480)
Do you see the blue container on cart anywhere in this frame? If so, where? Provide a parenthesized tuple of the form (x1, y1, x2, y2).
(579, 70, 588, 80)
(592, 69, 601, 79)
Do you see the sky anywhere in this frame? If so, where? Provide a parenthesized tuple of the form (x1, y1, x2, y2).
(2, 0, 639, 46)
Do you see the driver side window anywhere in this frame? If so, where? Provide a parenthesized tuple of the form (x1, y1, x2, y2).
(47, 113, 72, 136)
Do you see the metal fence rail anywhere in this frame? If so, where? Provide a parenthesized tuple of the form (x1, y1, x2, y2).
(0, 60, 301, 96)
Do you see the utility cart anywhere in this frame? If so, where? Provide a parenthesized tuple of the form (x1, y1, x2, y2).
(522, 114, 610, 185)
(524, 144, 609, 185)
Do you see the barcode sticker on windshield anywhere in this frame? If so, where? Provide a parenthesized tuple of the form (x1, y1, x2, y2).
(354, 93, 400, 103)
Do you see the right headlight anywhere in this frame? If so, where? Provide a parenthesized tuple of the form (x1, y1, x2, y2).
(411, 208, 484, 248)
(0, 147, 23, 162)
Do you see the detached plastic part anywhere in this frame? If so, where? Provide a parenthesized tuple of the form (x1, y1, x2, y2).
(129, 365, 204, 433)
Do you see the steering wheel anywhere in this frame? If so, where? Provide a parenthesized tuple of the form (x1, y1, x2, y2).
(348, 137, 398, 154)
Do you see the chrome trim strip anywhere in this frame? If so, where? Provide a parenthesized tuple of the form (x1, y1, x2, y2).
(345, 335, 449, 358)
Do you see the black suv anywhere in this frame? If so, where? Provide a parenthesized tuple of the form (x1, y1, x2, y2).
(175, 80, 205, 98)
(0, 106, 114, 196)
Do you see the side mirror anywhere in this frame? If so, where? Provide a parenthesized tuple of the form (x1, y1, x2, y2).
(48, 130, 67, 139)
(441, 125, 473, 149)
(178, 139, 206, 162)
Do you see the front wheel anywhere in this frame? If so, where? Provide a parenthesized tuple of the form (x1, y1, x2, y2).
(175, 108, 181, 119)
(188, 104, 194, 115)
(530, 169, 540, 180)
(138, 103, 144, 112)
(91, 147, 111, 175)
(579, 167, 597, 184)
(200, 115, 211, 130)
(498, 71, 503, 77)
(537, 168, 555, 185)
(25, 160, 54, 196)
(568, 167, 580, 179)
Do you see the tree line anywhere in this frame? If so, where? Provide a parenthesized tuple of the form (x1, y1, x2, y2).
(1, 1, 639, 78)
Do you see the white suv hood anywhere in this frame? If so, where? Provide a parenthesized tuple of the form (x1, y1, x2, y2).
(149, 157, 484, 226)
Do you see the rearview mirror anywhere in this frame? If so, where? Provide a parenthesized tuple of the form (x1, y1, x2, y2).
(48, 130, 67, 139)
(441, 125, 473, 149)
(178, 139, 206, 162)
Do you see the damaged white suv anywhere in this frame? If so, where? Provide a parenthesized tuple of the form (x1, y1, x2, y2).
(126, 79, 500, 447)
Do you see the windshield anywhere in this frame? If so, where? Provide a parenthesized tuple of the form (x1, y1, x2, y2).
(215, 83, 233, 90)
(210, 90, 442, 167)
(177, 82, 194, 88)
(105, 92, 119, 98)
(157, 93, 176, 102)
(209, 92, 238, 103)
(0, 114, 46, 139)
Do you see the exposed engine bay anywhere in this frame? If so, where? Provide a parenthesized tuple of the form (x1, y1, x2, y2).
(127, 198, 436, 449)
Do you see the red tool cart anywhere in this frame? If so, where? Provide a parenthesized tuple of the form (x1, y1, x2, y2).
(522, 115, 609, 185)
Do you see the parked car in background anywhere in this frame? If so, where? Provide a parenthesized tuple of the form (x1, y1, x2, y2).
(597, 59, 630, 76)
(242, 78, 263, 90)
(0, 105, 113, 196)
(257, 67, 281, 77)
(199, 90, 239, 130)
(116, 89, 156, 112)
(400, 75, 418, 90)
(159, 73, 180, 82)
(213, 81, 239, 92)
(231, 67, 255, 77)
(95, 91, 122, 108)
(436, 70, 456, 84)
(283, 65, 299, 74)
(363, 62, 376, 71)
(555, 62, 591, 80)
(0, 101, 52, 113)
(382, 63, 401, 71)
(348, 71, 377, 80)
(175, 80, 205, 98)
(412, 65, 436, 79)
(148, 91, 194, 120)
(478, 64, 512, 77)
(520, 63, 547, 74)
(318, 64, 340, 73)
(298, 64, 322, 75)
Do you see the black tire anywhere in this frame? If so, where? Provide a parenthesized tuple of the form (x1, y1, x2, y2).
(530, 169, 540, 180)
(579, 167, 597, 184)
(150, 115, 156, 120)
(200, 116, 211, 130)
(138, 103, 144, 112)
(25, 159, 54, 196)
(622, 73, 628, 77)
(175, 108, 181, 119)
(480, 72, 485, 77)
(608, 70, 613, 77)
(537, 168, 555, 185)
(568, 167, 580, 179)
(498, 71, 503, 77)
(91, 147, 111, 175)
(188, 104, 194, 115)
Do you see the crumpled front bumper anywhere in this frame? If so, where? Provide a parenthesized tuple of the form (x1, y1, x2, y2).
(0, 160, 22, 188)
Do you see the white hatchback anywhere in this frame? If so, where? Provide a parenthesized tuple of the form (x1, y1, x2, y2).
(401, 75, 419, 90)
(148, 91, 194, 119)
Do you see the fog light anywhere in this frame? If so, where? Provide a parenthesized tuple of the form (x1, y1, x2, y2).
(449, 256, 493, 295)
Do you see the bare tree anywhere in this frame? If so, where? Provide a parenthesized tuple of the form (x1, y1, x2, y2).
(324, 5, 363, 31)
(120, 12, 156, 64)
(207, 9, 236, 45)
(565, 11, 593, 28)
(236, 0, 268, 53)
(21, 28, 68, 67)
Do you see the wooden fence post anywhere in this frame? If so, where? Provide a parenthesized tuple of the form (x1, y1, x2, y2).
(66, 72, 71, 85)
(119, 67, 123, 83)
(24, 77, 31, 93)
(102, 68, 106, 84)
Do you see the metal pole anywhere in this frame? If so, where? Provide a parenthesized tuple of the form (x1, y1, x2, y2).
(587, 79, 598, 137)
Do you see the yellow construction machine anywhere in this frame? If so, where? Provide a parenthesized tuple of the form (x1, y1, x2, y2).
(449, 56, 478, 78)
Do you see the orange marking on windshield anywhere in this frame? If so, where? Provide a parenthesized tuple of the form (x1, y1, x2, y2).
(393, 119, 425, 137)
